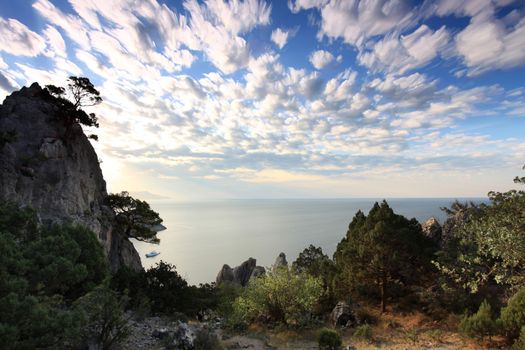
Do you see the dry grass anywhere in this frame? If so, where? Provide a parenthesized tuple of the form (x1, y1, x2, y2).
(220, 305, 512, 349)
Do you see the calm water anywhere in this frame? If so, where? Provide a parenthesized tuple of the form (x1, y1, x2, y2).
(132, 198, 483, 285)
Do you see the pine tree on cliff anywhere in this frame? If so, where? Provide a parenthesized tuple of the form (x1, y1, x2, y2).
(45, 76, 101, 140)
(334, 200, 435, 313)
(106, 191, 163, 244)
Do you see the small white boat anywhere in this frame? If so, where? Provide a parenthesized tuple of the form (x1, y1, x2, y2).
(145, 251, 160, 258)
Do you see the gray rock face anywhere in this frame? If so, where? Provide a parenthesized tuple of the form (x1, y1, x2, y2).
(250, 266, 266, 279)
(330, 301, 359, 328)
(233, 257, 257, 286)
(216, 264, 235, 285)
(0, 83, 141, 271)
(273, 252, 288, 270)
(421, 217, 442, 242)
(216, 258, 266, 286)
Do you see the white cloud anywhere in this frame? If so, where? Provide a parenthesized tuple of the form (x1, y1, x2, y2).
(309, 49, 334, 69)
(358, 25, 450, 74)
(456, 16, 525, 75)
(271, 28, 290, 49)
(291, 0, 417, 47)
(0, 17, 45, 57)
(33, 0, 91, 49)
(205, 0, 271, 34)
(43, 25, 66, 57)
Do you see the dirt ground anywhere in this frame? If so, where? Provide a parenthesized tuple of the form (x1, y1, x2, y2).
(219, 308, 509, 350)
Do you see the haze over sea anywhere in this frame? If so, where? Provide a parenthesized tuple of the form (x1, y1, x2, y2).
(132, 198, 484, 285)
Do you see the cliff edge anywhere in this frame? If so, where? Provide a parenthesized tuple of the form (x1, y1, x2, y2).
(0, 83, 141, 271)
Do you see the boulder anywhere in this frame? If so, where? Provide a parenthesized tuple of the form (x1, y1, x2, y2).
(216, 258, 266, 286)
(273, 252, 288, 270)
(216, 264, 235, 285)
(233, 257, 257, 286)
(421, 217, 442, 242)
(167, 321, 195, 350)
(251, 265, 266, 279)
(330, 302, 358, 327)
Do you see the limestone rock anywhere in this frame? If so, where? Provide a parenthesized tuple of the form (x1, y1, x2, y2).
(251, 265, 266, 279)
(273, 252, 288, 270)
(216, 258, 266, 286)
(216, 264, 235, 285)
(421, 217, 442, 242)
(0, 83, 141, 271)
(233, 257, 257, 286)
(330, 302, 359, 327)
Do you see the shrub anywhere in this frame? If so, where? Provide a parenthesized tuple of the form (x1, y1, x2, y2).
(193, 328, 223, 350)
(353, 324, 373, 342)
(500, 287, 525, 340)
(145, 261, 188, 314)
(318, 328, 342, 350)
(231, 267, 324, 327)
(512, 326, 525, 350)
(73, 284, 130, 349)
(459, 300, 496, 339)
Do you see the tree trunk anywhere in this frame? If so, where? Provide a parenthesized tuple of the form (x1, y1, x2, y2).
(380, 271, 387, 313)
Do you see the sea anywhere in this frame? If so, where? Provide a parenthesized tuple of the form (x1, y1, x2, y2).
(131, 198, 485, 285)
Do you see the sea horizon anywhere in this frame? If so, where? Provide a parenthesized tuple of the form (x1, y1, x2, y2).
(132, 197, 487, 285)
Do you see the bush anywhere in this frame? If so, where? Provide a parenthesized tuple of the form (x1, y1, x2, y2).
(145, 261, 188, 314)
(353, 324, 373, 342)
(318, 328, 342, 350)
(459, 300, 496, 339)
(193, 328, 223, 350)
(231, 267, 324, 327)
(512, 326, 525, 350)
(500, 287, 525, 340)
(73, 284, 130, 349)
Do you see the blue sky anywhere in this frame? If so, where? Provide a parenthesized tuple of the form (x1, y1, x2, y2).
(0, 0, 524, 199)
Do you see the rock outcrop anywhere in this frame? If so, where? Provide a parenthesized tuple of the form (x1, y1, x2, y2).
(0, 83, 141, 271)
(273, 252, 288, 270)
(421, 216, 442, 243)
(330, 301, 359, 328)
(216, 257, 266, 286)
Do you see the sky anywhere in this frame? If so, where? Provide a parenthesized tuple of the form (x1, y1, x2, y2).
(0, 0, 524, 200)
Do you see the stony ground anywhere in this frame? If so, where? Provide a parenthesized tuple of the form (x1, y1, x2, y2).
(119, 310, 507, 350)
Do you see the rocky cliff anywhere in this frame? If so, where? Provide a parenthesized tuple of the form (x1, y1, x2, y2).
(0, 83, 141, 271)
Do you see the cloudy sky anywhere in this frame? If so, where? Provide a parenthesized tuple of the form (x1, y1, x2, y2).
(0, 0, 524, 199)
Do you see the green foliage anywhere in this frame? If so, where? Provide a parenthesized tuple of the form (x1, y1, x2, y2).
(145, 261, 188, 314)
(193, 328, 223, 350)
(435, 170, 525, 293)
(317, 328, 342, 350)
(111, 262, 217, 317)
(293, 245, 337, 313)
(334, 200, 435, 312)
(215, 281, 243, 318)
(512, 326, 525, 350)
(0, 202, 109, 349)
(499, 287, 525, 340)
(231, 267, 324, 327)
(459, 300, 496, 340)
(106, 191, 163, 243)
(45, 76, 102, 130)
(73, 284, 130, 350)
(353, 324, 373, 342)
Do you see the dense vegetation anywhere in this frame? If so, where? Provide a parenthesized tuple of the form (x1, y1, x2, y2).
(334, 200, 436, 312)
(0, 202, 109, 349)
